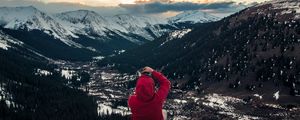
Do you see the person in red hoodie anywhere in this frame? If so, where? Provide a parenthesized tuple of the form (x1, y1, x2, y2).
(128, 66, 171, 120)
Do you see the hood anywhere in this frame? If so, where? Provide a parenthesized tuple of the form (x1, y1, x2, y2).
(135, 75, 155, 102)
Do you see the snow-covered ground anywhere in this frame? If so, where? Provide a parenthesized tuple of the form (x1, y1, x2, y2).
(202, 94, 260, 120)
(54, 61, 300, 120)
(168, 10, 220, 24)
(85, 66, 300, 119)
(98, 102, 130, 116)
(0, 30, 24, 50)
(160, 29, 192, 46)
(273, 91, 280, 100)
(0, 39, 9, 50)
(35, 68, 52, 76)
(0, 83, 17, 109)
(93, 56, 105, 60)
(61, 69, 77, 80)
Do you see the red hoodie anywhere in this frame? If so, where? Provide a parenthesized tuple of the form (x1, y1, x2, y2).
(128, 71, 171, 120)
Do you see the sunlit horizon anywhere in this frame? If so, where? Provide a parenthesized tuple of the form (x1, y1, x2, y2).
(40, 0, 270, 7)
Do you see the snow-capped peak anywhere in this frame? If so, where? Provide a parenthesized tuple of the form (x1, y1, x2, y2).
(56, 10, 107, 25)
(108, 14, 170, 42)
(112, 14, 161, 28)
(168, 10, 220, 24)
(55, 11, 167, 42)
(109, 14, 163, 37)
(55, 10, 111, 36)
(0, 6, 41, 28)
(0, 6, 217, 52)
(0, 6, 80, 47)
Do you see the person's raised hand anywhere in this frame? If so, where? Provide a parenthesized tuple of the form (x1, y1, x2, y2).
(142, 66, 154, 73)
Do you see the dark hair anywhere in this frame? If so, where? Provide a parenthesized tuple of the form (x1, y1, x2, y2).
(138, 68, 152, 76)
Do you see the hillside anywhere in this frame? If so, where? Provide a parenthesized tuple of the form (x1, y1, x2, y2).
(0, 37, 99, 119)
(98, 0, 300, 103)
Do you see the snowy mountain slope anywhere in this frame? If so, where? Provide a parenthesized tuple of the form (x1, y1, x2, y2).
(0, 30, 53, 60)
(0, 6, 221, 60)
(54, 10, 111, 37)
(110, 14, 163, 33)
(0, 6, 219, 47)
(0, 6, 220, 46)
(168, 10, 220, 24)
(0, 6, 81, 47)
(0, 7, 129, 58)
(0, 36, 11, 50)
(110, 14, 166, 40)
(0, 31, 22, 50)
(55, 11, 168, 43)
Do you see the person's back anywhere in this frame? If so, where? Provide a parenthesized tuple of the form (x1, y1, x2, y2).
(128, 67, 171, 120)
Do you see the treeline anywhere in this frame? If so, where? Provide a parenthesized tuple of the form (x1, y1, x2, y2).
(0, 48, 100, 120)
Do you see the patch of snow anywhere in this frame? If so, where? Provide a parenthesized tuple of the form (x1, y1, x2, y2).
(253, 94, 263, 99)
(0, 39, 10, 50)
(160, 29, 192, 46)
(0, 84, 6, 100)
(202, 93, 260, 120)
(61, 69, 76, 80)
(100, 95, 109, 99)
(168, 10, 220, 24)
(0, 83, 16, 108)
(188, 97, 200, 102)
(265, 104, 284, 109)
(35, 68, 52, 76)
(202, 94, 240, 111)
(98, 103, 113, 115)
(174, 99, 188, 104)
(93, 56, 105, 60)
(0, 31, 25, 50)
(86, 47, 97, 52)
(89, 91, 105, 96)
(114, 106, 131, 116)
(104, 89, 115, 93)
(115, 49, 126, 54)
(98, 103, 130, 116)
(170, 29, 192, 39)
(101, 72, 118, 80)
(273, 91, 280, 100)
(173, 116, 189, 120)
(109, 94, 121, 99)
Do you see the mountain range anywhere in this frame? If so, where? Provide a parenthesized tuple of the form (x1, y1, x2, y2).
(1, 0, 300, 119)
(0, 6, 219, 60)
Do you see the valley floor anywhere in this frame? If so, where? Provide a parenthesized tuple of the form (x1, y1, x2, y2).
(53, 61, 300, 120)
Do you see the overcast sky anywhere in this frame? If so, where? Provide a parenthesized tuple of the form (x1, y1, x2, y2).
(0, 0, 271, 18)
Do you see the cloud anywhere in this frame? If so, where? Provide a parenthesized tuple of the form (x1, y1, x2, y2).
(119, 1, 243, 14)
(0, 0, 128, 15)
(135, 0, 172, 3)
(0, 0, 251, 18)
